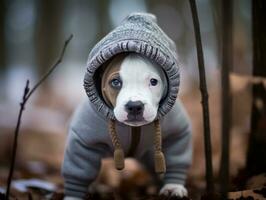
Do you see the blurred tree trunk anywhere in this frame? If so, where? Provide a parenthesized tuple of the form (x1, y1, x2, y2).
(252, 0, 266, 77)
(220, 0, 233, 198)
(97, 0, 110, 40)
(210, 0, 222, 59)
(36, 0, 63, 76)
(246, 0, 266, 176)
(0, 0, 6, 72)
(247, 83, 266, 176)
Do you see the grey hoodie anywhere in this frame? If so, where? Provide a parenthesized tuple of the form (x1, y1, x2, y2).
(62, 13, 192, 198)
(62, 99, 192, 198)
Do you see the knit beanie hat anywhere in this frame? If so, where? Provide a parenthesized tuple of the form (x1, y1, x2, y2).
(84, 13, 180, 174)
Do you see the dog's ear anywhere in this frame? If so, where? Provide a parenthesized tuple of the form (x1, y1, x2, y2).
(101, 53, 128, 108)
(93, 60, 111, 105)
(160, 69, 169, 105)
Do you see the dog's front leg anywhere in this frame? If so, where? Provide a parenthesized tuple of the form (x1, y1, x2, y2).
(62, 126, 105, 199)
(160, 183, 188, 197)
(159, 100, 193, 197)
(64, 197, 83, 200)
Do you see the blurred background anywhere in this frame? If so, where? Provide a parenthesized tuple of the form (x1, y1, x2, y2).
(0, 0, 256, 199)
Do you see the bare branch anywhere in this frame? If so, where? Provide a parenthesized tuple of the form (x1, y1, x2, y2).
(189, 0, 215, 195)
(5, 34, 73, 200)
(25, 34, 73, 101)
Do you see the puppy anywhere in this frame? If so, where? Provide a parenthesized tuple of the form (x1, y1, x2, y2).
(63, 53, 192, 199)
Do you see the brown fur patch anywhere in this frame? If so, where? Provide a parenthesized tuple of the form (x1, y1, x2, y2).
(101, 54, 127, 107)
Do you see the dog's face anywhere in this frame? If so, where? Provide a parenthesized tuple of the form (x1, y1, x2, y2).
(101, 53, 167, 126)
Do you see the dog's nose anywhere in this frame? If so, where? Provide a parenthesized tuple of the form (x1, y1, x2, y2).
(125, 101, 144, 115)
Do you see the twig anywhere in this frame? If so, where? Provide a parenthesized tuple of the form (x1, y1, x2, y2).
(5, 34, 73, 200)
(189, 0, 215, 194)
(25, 34, 73, 101)
(220, 0, 233, 199)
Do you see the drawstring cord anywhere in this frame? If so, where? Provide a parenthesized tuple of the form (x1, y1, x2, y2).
(108, 119, 125, 170)
(108, 119, 166, 173)
(153, 119, 166, 173)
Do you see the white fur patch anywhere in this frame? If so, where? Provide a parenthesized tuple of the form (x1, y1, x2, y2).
(113, 53, 167, 126)
(64, 197, 82, 200)
(160, 184, 188, 197)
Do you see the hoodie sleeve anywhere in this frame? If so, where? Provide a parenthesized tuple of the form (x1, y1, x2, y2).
(62, 100, 110, 198)
(161, 100, 193, 185)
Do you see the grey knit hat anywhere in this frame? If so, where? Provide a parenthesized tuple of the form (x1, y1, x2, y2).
(84, 12, 180, 120)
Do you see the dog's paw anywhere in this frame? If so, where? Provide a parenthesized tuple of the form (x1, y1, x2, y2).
(64, 196, 83, 200)
(159, 184, 188, 197)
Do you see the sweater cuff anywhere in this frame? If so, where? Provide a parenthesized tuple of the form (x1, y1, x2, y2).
(64, 180, 89, 198)
(163, 170, 187, 185)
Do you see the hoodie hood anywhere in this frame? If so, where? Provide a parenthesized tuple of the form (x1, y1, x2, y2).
(84, 12, 180, 120)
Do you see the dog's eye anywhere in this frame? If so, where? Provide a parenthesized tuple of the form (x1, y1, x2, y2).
(110, 78, 122, 89)
(150, 78, 158, 86)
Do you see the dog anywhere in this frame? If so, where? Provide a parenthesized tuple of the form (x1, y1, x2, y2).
(62, 53, 192, 199)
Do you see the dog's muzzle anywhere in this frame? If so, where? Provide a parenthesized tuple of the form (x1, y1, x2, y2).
(125, 100, 144, 121)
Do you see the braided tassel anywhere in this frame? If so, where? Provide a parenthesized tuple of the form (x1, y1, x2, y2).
(108, 120, 125, 170)
(154, 119, 166, 174)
